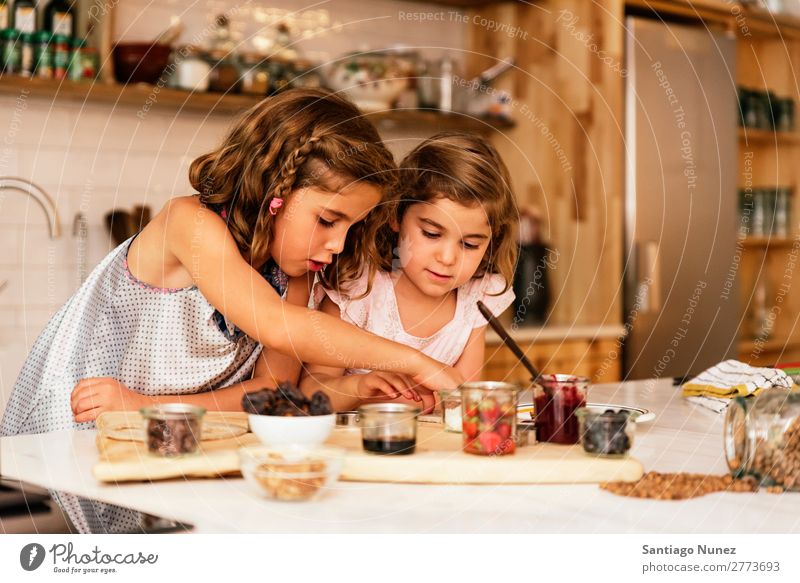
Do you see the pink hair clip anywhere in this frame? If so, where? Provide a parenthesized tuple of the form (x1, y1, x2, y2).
(268, 197, 284, 215)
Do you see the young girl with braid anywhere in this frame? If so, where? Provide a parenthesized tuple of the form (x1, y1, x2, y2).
(1, 89, 463, 439)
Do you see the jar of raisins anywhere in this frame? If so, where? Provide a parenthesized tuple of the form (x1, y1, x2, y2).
(724, 388, 800, 491)
(460, 381, 522, 456)
(141, 403, 206, 457)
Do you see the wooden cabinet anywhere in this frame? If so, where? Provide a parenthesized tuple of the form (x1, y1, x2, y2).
(483, 337, 622, 384)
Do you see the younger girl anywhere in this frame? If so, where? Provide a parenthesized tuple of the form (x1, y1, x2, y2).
(0, 89, 462, 439)
(302, 133, 518, 411)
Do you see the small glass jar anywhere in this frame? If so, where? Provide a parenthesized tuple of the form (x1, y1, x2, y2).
(358, 403, 420, 455)
(66, 36, 84, 82)
(52, 33, 69, 80)
(208, 49, 240, 94)
(460, 381, 521, 456)
(534, 374, 589, 445)
(725, 388, 800, 491)
(140, 404, 206, 457)
(239, 52, 269, 96)
(439, 388, 462, 433)
(1, 28, 21, 74)
(577, 408, 638, 457)
(33, 31, 53, 79)
(174, 45, 211, 92)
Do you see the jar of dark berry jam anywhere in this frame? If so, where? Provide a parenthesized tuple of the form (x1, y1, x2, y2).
(534, 374, 589, 444)
(460, 381, 522, 456)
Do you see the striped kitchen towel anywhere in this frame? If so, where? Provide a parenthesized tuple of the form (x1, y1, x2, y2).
(682, 359, 795, 413)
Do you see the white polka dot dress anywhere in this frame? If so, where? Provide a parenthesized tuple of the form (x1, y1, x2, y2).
(0, 236, 288, 532)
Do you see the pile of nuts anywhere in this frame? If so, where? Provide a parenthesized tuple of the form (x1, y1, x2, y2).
(600, 472, 763, 499)
(242, 381, 333, 416)
(750, 416, 800, 491)
(253, 453, 327, 501)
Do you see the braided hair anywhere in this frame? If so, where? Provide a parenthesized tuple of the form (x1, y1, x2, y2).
(189, 88, 396, 290)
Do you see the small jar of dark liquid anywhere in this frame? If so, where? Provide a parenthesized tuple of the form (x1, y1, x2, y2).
(533, 374, 589, 445)
(357, 403, 420, 455)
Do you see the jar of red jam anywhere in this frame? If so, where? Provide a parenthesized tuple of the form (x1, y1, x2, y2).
(461, 381, 521, 456)
(534, 374, 589, 445)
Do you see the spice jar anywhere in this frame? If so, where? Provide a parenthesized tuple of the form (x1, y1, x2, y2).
(141, 404, 206, 457)
(724, 388, 800, 491)
(460, 381, 521, 456)
(358, 403, 420, 455)
(208, 49, 240, 94)
(239, 52, 269, 96)
(439, 388, 462, 433)
(1, 28, 21, 74)
(534, 374, 589, 445)
(52, 33, 69, 80)
(174, 45, 210, 92)
(66, 37, 84, 82)
(19, 31, 33, 76)
(33, 31, 53, 79)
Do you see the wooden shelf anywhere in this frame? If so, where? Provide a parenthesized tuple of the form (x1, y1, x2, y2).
(0, 76, 513, 133)
(739, 336, 800, 355)
(738, 127, 800, 146)
(739, 236, 798, 249)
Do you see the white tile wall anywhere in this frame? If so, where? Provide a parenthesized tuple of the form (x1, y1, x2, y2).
(0, 0, 464, 413)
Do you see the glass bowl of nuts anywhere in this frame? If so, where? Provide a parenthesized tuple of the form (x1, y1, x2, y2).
(238, 445, 345, 502)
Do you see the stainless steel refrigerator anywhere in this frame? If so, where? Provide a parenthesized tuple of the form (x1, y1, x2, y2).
(623, 17, 738, 380)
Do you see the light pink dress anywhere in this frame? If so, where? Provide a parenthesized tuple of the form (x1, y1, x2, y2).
(317, 270, 515, 374)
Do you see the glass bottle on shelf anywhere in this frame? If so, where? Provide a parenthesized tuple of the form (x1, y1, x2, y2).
(207, 14, 240, 94)
(774, 187, 792, 238)
(44, 0, 75, 38)
(12, 0, 36, 35)
(750, 275, 773, 341)
(0, 0, 8, 31)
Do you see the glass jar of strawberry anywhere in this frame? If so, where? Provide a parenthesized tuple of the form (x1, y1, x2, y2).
(460, 381, 522, 456)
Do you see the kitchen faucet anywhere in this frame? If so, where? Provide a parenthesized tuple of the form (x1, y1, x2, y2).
(0, 177, 61, 239)
(0, 177, 61, 295)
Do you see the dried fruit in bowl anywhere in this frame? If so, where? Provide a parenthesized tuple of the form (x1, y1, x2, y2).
(241, 383, 333, 417)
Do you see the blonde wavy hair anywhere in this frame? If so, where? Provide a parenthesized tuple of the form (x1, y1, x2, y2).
(189, 88, 396, 290)
(376, 132, 518, 293)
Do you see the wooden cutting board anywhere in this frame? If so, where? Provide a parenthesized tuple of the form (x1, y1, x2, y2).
(92, 413, 642, 485)
(93, 411, 259, 483)
(330, 425, 643, 484)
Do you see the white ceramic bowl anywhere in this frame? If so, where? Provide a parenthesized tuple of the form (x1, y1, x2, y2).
(248, 413, 335, 447)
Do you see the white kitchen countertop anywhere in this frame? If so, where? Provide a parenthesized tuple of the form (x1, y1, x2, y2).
(485, 324, 626, 344)
(2, 378, 799, 533)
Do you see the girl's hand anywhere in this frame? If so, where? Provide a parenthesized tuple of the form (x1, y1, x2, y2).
(70, 378, 154, 423)
(411, 362, 464, 393)
(356, 372, 420, 402)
